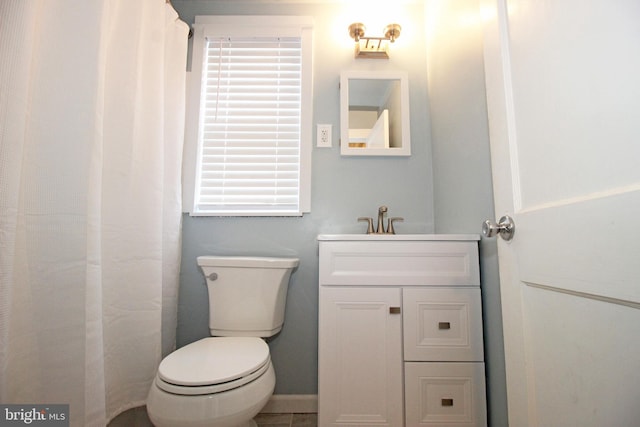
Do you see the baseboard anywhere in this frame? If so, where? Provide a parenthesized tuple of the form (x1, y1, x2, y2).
(260, 394, 318, 414)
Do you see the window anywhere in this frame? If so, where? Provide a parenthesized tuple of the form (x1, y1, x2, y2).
(185, 16, 313, 216)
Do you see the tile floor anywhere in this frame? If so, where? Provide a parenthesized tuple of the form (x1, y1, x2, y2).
(108, 406, 317, 427)
(255, 412, 317, 427)
(108, 407, 152, 427)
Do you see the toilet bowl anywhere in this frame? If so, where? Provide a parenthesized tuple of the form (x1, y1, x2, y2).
(147, 337, 274, 427)
(146, 256, 299, 427)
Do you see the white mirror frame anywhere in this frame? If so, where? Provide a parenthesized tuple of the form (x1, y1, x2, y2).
(340, 70, 411, 156)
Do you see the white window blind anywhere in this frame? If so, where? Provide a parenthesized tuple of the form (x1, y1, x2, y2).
(194, 36, 303, 215)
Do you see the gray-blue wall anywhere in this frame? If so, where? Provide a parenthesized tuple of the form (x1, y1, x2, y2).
(172, 1, 507, 425)
(425, 1, 508, 425)
(173, 0, 433, 396)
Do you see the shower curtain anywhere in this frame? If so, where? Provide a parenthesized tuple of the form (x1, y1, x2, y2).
(0, 0, 188, 425)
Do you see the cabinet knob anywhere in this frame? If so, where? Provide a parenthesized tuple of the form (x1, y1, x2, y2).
(389, 307, 401, 314)
(438, 321, 451, 330)
(441, 398, 454, 407)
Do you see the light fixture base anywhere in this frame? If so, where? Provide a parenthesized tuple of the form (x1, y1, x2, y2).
(348, 22, 401, 59)
(355, 39, 389, 59)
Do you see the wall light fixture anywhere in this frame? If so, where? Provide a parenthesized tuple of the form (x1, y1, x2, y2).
(348, 22, 401, 59)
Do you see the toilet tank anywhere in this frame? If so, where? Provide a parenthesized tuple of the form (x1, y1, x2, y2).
(197, 256, 299, 338)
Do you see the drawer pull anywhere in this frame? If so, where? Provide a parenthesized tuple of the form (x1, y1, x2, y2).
(438, 321, 451, 330)
(389, 307, 401, 314)
(441, 398, 454, 407)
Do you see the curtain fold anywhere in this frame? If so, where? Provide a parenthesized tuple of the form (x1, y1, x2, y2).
(0, 1, 188, 425)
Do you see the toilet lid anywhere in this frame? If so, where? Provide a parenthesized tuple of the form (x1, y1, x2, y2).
(158, 337, 270, 387)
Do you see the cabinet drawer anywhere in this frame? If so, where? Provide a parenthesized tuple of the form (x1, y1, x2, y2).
(403, 288, 484, 362)
(319, 241, 479, 287)
(404, 362, 487, 427)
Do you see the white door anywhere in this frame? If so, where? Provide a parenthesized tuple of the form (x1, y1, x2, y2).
(481, 1, 640, 426)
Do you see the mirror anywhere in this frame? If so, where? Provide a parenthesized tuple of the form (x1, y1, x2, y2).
(340, 70, 411, 156)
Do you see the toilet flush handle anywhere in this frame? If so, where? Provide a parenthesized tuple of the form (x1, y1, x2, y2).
(208, 272, 218, 281)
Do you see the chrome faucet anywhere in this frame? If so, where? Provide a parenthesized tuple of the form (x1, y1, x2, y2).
(376, 205, 388, 234)
(358, 206, 403, 234)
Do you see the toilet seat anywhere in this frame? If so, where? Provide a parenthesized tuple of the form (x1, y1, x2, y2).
(156, 337, 271, 396)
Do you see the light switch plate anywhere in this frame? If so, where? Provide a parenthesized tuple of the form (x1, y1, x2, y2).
(317, 124, 332, 148)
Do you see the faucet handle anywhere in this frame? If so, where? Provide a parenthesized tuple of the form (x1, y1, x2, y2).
(387, 217, 404, 234)
(358, 217, 375, 234)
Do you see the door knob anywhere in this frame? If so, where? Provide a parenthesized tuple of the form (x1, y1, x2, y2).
(482, 215, 515, 241)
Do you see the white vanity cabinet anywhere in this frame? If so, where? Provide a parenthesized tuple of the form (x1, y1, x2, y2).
(318, 235, 487, 427)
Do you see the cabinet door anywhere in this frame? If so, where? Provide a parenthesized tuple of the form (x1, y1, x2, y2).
(403, 288, 484, 362)
(318, 287, 403, 426)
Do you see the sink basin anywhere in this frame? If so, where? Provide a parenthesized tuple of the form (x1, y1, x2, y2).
(317, 234, 480, 241)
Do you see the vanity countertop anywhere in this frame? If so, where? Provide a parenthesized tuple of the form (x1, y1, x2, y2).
(317, 234, 480, 241)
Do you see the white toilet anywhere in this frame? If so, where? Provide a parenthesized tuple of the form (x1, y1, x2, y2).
(147, 256, 299, 427)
